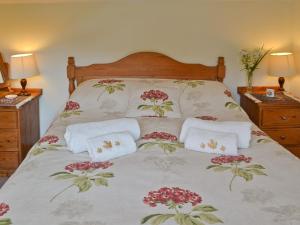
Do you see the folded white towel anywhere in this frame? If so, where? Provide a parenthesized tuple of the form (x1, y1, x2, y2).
(184, 128, 238, 155)
(179, 118, 251, 148)
(87, 132, 137, 162)
(65, 118, 140, 153)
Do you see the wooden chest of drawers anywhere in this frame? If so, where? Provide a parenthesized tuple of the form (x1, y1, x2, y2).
(0, 89, 42, 176)
(238, 86, 300, 158)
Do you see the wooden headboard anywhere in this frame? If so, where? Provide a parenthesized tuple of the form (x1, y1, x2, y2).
(67, 52, 225, 95)
(0, 52, 9, 90)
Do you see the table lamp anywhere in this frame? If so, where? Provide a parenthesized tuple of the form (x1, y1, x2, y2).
(268, 52, 296, 91)
(10, 53, 39, 96)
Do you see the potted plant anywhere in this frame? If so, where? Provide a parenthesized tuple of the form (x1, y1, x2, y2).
(240, 45, 271, 92)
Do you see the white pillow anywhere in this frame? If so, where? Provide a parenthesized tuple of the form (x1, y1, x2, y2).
(180, 118, 252, 148)
(126, 87, 182, 118)
(184, 127, 238, 155)
(87, 132, 137, 162)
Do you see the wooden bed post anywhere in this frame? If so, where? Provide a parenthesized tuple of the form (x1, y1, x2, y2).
(67, 57, 76, 95)
(217, 57, 225, 82)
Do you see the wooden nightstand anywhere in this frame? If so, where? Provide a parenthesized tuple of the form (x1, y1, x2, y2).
(238, 86, 300, 158)
(0, 88, 42, 176)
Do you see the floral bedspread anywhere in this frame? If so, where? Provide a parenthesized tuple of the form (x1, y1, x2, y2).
(0, 79, 299, 225)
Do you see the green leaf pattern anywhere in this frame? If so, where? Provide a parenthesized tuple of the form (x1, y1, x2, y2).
(225, 102, 241, 110)
(141, 204, 222, 225)
(93, 80, 125, 94)
(0, 218, 12, 225)
(31, 144, 63, 156)
(60, 110, 83, 118)
(173, 80, 205, 88)
(207, 155, 267, 191)
(138, 100, 174, 117)
(50, 162, 114, 202)
(139, 141, 183, 154)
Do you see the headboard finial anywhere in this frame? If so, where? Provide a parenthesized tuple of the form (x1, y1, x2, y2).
(217, 56, 225, 82)
(67, 57, 76, 95)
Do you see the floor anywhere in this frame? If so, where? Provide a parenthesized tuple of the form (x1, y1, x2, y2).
(0, 177, 8, 188)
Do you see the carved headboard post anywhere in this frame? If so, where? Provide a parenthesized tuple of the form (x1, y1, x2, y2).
(67, 57, 76, 95)
(217, 57, 225, 82)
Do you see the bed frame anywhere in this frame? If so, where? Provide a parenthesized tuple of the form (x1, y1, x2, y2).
(67, 52, 225, 95)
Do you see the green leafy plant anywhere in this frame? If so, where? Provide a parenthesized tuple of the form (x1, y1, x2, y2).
(240, 45, 271, 89)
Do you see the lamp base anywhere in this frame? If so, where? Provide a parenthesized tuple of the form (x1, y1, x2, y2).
(17, 78, 31, 96)
(17, 90, 31, 96)
(278, 76, 285, 91)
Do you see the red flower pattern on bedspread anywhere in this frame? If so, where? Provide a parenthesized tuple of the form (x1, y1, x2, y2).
(224, 90, 232, 97)
(143, 187, 201, 207)
(50, 161, 114, 202)
(141, 90, 169, 101)
(39, 135, 59, 144)
(251, 130, 271, 143)
(211, 155, 252, 165)
(195, 115, 218, 121)
(141, 187, 222, 225)
(207, 155, 267, 191)
(0, 203, 11, 225)
(0, 203, 9, 217)
(65, 161, 113, 172)
(252, 130, 267, 136)
(31, 135, 63, 156)
(139, 132, 183, 154)
(142, 132, 178, 142)
(30, 135, 63, 156)
(64, 100, 80, 111)
(97, 79, 123, 84)
(61, 101, 83, 118)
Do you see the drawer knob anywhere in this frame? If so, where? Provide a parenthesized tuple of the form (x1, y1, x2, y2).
(280, 116, 288, 120)
(280, 135, 286, 140)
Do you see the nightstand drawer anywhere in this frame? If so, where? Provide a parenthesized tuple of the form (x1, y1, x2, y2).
(0, 129, 19, 151)
(0, 112, 18, 128)
(262, 109, 300, 127)
(266, 128, 300, 145)
(0, 152, 19, 169)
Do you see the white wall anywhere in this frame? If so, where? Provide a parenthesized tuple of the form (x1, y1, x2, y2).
(0, 0, 295, 134)
(287, 0, 300, 96)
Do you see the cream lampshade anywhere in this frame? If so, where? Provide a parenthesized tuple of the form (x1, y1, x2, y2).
(10, 53, 39, 96)
(268, 52, 296, 91)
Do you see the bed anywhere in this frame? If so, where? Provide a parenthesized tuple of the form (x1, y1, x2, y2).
(0, 52, 299, 225)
